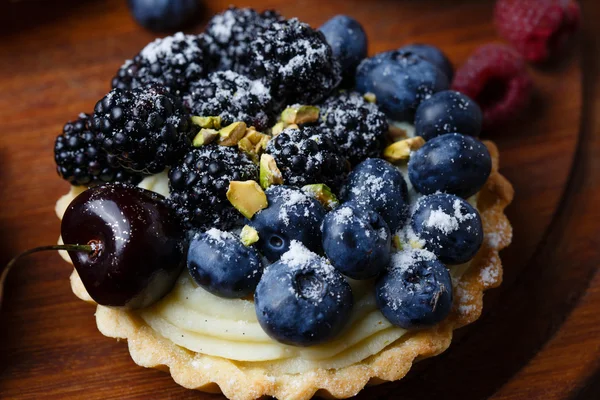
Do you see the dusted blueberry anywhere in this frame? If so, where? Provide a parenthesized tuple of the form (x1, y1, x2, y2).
(408, 133, 491, 198)
(415, 91, 482, 140)
(340, 158, 409, 232)
(319, 15, 368, 82)
(249, 186, 326, 262)
(254, 241, 353, 346)
(356, 50, 449, 122)
(187, 229, 263, 298)
(322, 202, 391, 280)
(411, 194, 483, 265)
(376, 249, 453, 329)
(399, 44, 454, 82)
(127, 0, 201, 32)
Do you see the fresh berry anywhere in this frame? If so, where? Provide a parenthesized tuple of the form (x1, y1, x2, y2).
(127, 0, 201, 32)
(187, 228, 263, 298)
(375, 249, 453, 329)
(249, 186, 326, 262)
(398, 43, 454, 82)
(204, 7, 285, 72)
(169, 145, 258, 230)
(61, 183, 185, 308)
(340, 158, 409, 232)
(183, 71, 274, 131)
(92, 84, 194, 174)
(322, 202, 391, 280)
(411, 193, 483, 265)
(452, 44, 533, 129)
(318, 91, 388, 165)
(247, 18, 342, 108)
(54, 113, 142, 186)
(356, 50, 449, 122)
(112, 32, 212, 95)
(319, 15, 368, 83)
(254, 241, 353, 346)
(494, 0, 581, 63)
(415, 90, 482, 140)
(409, 133, 491, 198)
(265, 127, 350, 192)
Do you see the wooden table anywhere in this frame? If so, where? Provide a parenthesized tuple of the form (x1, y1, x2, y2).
(1, 0, 599, 398)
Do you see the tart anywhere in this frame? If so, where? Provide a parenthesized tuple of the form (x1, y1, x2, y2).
(52, 7, 514, 400)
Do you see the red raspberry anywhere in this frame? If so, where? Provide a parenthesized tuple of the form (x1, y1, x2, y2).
(494, 0, 581, 63)
(452, 44, 533, 129)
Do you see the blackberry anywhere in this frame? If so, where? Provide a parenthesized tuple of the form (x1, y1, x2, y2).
(204, 7, 284, 72)
(112, 32, 212, 95)
(54, 114, 142, 186)
(169, 145, 258, 230)
(92, 84, 194, 175)
(318, 91, 388, 165)
(265, 127, 349, 192)
(247, 18, 342, 109)
(184, 71, 274, 131)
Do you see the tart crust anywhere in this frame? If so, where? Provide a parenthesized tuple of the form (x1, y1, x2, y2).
(67, 141, 513, 400)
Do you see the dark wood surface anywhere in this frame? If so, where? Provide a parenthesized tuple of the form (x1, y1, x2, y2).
(0, 0, 599, 399)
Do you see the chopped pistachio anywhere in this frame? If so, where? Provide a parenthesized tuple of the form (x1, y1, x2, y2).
(218, 121, 247, 146)
(226, 180, 268, 219)
(286, 123, 300, 130)
(302, 184, 339, 210)
(259, 153, 284, 189)
(363, 92, 377, 103)
(383, 136, 426, 163)
(238, 128, 271, 162)
(281, 105, 320, 125)
(240, 225, 260, 246)
(271, 122, 286, 136)
(191, 116, 222, 130)
(388, 121, 416, 142)
(392, 235, 403, 250)
(409, 239, 424, 249)
(192, 128, 218, 147)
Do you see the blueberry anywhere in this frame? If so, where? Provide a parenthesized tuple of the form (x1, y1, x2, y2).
(322, 202, 391, 280)
(127, 0, 201, 32)
(254, 241, 353, 346)
(187, 229, 263, 298)
(319, 15, 368, 82)
(356, 50, 449, 122)
(340, 158, 409, 232)
(398, 44, 454, 82)
(408, 133, 492, 198)
(375, 249, 453, 329)
(415, 91, 482, 140)
(249, 186, 326, 262)
(411, 194, 483, 265)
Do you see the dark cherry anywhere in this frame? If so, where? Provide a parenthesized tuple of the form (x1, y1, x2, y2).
(61, 183, 185, 308)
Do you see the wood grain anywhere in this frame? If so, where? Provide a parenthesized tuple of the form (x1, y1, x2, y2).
(0, 0, 598, 399)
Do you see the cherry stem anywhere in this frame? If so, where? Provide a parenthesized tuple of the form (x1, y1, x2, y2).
(0, 243, 99, 309)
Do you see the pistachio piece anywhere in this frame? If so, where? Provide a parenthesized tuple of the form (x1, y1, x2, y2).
(302, 184, 339, 210)
(281, 105, 320, 125)
(226, 180, 268, 219)
(363, 92, 377, 103)
(192, 128, 219, 147)
(218, 121, 247, 146)
(383, 136, 426, 163)
(191, 116, 222, 130)
(240, 225, 260, 246)
(388, 121, 416, 142)
(271, 122, 286, 136)
(238, 128, 271, 162)
(259, 154, 283, 189)
(392, 235, 403, 251)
